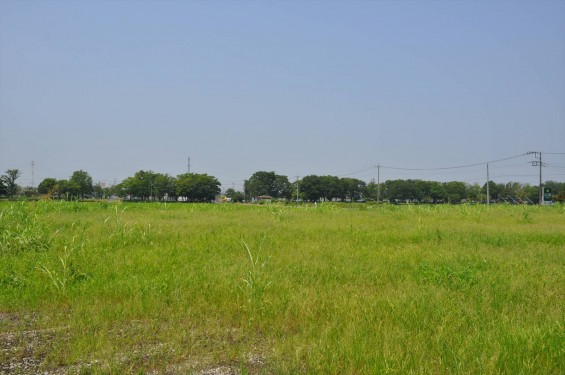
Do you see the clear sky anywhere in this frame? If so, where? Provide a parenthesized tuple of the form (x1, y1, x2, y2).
(1, 0, 564, 190)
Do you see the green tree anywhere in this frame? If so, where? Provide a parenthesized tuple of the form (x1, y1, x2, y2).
(501, 182, 522, 200)
(384, 179, 420, 202)
(115, 177, 135, 199)
(0, 178, 7, 196)
(55, 179, 81, 199)
(91, 183, 115, 199)
(117, 170, 163, 201)
(521, 184, 539, 204)
(274, 174, 293, 199)
(300, 175, 323, 202)
(414, 180, 430, 202)
(482, 181, 502, 202)
(245, 171, 275, 198)
(320, 175, 342, 201)
(365, 180, 379, 201)
(176, 173, 221, 202)
(444, 181, 467, 203)
(340, 177, 367, 201)
(38, 178, 58, 195)
(70, 170, 93, 198)
(245, 171, 292, 199)
(466, 183, 482, 203)
(1, 169, 21, 197)
(153, 173, 177, 201)
(429, 181, 447, 203)
(225, 188, 244, 202)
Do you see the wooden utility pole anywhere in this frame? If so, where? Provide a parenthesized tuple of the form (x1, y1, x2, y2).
(486, 163, 490, 205)
(539, 153, 543, 205)
(377, 163, 381, 203)
(295, 175, 300, 202)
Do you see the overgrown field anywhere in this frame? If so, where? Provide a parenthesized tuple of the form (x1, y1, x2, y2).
(1, 201, 563, 374)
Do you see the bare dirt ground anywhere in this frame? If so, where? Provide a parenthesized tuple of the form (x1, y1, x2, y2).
(1, 313, 267, 375)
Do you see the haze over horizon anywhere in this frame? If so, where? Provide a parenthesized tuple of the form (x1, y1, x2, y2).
(1, 0, 564, 191)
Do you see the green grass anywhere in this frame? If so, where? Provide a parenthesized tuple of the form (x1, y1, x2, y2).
(1, 201, 564, 373)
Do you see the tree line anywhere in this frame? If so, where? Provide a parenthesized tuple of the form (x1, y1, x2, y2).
(1, 169, 220, 202)
(244, 173, 368, 202)
(35, 170, 221, 203)
(241, 171, 565, 204)
(2, 168, 564, 204)
(116, 170, 220, 202)
(377, 179, 565, 204)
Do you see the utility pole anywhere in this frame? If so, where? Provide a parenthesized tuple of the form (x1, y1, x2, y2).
(486, 163, 490, 205)
(377, 163, 381, 203)
(539, 152, 543, 205)
(295, 175, 300, 202)
(529, 152, 544, 205)
(187, 157, 191, 174)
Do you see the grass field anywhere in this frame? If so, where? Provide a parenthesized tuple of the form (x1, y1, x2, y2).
(1, 201, 564, 374)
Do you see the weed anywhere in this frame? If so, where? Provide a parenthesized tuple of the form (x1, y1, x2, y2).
(270, 205, 290, 222)
(103, 205, 155, 247)
(0, 202, 51, 253)
(36, 237, 88, 296)
(37, 253, 71, 295)
(239, 241, 272, 322)
(521, 208, 534, 224)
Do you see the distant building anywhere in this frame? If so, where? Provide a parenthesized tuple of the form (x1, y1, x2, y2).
(215, 196, 232, 203)
(253, 195, 273, 203)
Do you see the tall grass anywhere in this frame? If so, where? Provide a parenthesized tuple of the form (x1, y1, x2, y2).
(0, 201, 563, 373)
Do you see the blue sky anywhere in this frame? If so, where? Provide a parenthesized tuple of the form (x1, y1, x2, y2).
(1, 0, 564, 190)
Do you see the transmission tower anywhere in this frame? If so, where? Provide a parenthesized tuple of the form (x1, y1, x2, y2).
(31, 161, 35, 189)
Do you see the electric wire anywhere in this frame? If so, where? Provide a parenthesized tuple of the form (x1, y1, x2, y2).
(379, 153, 529, 171)
(338, 166, 377, 177)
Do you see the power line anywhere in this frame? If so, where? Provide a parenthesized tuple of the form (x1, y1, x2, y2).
(380, 153, 529, 171)
(491, 174, 539, 178)
(489, 161, 531, 169)
(335, 152, 562, 182)
(338, 165, 375, 177)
